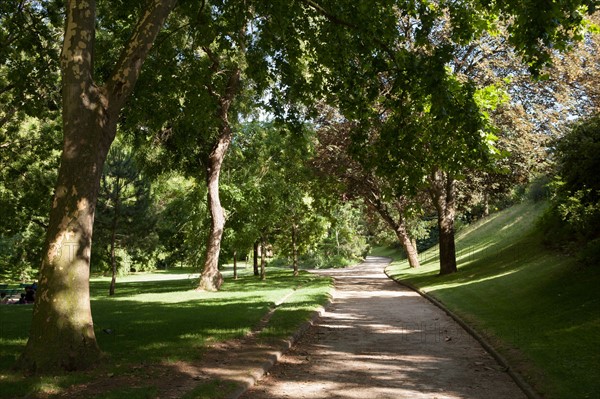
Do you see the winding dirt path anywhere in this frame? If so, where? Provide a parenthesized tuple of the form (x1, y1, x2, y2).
(240, 256, 526, 399)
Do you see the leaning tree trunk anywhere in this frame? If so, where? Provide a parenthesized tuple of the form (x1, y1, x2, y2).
(395, 224, 420, 269)
(365, 194, 420, 268)
(17, 0, 177, 373)
(429, 170, 458, 275)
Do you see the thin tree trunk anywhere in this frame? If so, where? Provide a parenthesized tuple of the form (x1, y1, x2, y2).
(233, 250, 238, 280)
(429, 170, 457, 275)
(17, 0, 177, 373)
(253, 240, 259, 276)
(292, 223, 299, 276)
(109, 178, 120, 296)
(364, 195, 420, 268)
(483, 191, 490, 217)
(260, 237, 266, 280)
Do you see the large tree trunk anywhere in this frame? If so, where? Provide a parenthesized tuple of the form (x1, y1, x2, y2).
(17, 0, 177, 373)
(429, 170, 458, 275)
(196, 57, 241, 291)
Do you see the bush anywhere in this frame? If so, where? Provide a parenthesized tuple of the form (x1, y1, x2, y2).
(540, 114, 600, 262)
(527, 175, 551, 202)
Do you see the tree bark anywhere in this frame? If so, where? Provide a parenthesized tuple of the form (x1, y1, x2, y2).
(233, 250, 238, 280)
(483, 191, 490, 218)
(196, 136, 229, 291)
(429, 170, 458, 275)
(17, 0, 177, 373)
(396, 224, 420, 269)
(291, 223, 299, 276)
(253, 240, 259, 276)
(260, 237, 267, 280)
(197, 64, 241, 291)
(364, 194, 420, 268)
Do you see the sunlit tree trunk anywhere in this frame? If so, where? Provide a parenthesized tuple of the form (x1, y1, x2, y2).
(291, 223, 299, 276)
(260, 236, 267, 280)
(17, 0, 177, 373)
(197, 56, 241, 291)
(197, 134, 230, 291)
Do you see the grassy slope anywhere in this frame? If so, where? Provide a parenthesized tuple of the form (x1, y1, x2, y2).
(385, 201, 600, 399)
(0, 266, 332, 398)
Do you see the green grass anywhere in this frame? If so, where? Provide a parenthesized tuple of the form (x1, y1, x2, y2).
(385, 201, 600, 399)
(0, 265, 332, 398)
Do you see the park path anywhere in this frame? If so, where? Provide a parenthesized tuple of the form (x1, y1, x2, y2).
(240, 256, 526, 399)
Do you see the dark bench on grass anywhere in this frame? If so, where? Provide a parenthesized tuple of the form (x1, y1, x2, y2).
(1, 283, 34, 300)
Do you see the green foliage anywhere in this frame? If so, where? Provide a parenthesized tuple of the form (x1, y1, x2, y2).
(93, 146, 159, 274)
(540, 114, 600, 261)
(0, 1, 61, 129)
(479, 0, 598, 73)
(526, 175, 552, 203)
(0, 117, 61, 280)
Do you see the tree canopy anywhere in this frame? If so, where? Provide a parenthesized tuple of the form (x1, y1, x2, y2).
(0, 0, 598, 373)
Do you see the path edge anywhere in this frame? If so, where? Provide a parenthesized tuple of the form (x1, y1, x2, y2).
(383, 264, 542, 399)
(224, 294, 334, 399)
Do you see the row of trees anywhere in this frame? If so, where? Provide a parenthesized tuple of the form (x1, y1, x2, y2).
(1, 0, 597, 373)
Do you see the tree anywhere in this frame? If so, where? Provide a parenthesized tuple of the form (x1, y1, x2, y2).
(0, 1, 61, 130)
(18, 0, 178, 373)
(477, 0, 598, 73)
(544, 114, 600, 258)
(311, 113, 421, 268)
(95, 146, 154, 295)
(0, 118, 61, 280)
(11, 0, 595, 372)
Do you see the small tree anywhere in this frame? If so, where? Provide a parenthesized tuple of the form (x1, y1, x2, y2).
(95, 146, 155, 295)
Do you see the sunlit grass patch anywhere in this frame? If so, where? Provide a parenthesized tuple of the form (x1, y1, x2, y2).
(0, 267, 332, 398)
(384, 201, 600, 399)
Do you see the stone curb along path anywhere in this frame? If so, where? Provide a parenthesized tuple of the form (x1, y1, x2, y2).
(233, 256, 530, 399)
(383, 265, 541, 399)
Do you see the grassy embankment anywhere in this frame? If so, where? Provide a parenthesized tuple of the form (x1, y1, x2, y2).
(381, 201, 600, 399)
(0, 264, 332, 398)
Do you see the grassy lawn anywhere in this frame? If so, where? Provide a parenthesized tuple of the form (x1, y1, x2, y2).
(0, 264, 332, 398)
(385, 201, 600, 399)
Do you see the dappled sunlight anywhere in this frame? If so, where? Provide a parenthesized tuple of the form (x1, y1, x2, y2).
(243, 256, 524, 399)
(499, 215, 524, 232)
(424, 269, 521, 292)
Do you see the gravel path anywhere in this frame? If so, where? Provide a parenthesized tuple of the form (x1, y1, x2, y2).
(240, 256, 526, 399)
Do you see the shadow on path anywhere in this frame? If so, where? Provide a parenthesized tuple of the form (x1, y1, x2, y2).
(241, 256, 526, 399)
